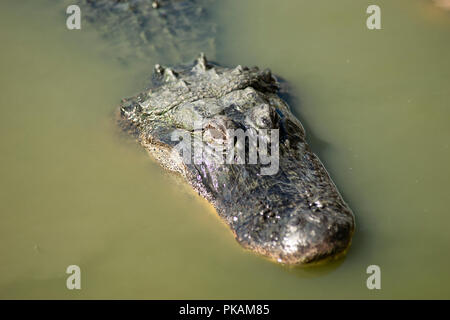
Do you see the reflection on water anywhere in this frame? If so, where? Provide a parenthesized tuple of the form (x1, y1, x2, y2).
(0, 0, 449, 298)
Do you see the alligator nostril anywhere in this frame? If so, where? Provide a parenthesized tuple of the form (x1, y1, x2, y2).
(275, 216, 354, 265)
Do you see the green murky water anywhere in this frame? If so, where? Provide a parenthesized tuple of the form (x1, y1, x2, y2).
(0, 0, 449, 299)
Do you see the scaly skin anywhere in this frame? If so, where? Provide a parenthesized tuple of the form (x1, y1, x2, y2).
(119, 54, 355, 265)
(73, 0, 216, 62)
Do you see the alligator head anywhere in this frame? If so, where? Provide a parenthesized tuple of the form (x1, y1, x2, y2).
(119, 53, 355, 265)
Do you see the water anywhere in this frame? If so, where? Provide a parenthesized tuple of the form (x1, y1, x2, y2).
(0, 0, 449, 299)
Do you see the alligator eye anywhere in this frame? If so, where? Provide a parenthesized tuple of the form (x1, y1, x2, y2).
(259, 116, 271, 127)
(203, 122, 227, 142)
(251, 104, 279, 129)
(206, 127, 225, 140)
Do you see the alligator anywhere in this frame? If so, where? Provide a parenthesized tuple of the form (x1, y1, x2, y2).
(76, 0, 355, 265)
(75, 0, 216, 63)
(119, 54, 355, 264)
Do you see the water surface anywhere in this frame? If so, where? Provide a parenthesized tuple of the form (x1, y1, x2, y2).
(0, 0, 449, 299)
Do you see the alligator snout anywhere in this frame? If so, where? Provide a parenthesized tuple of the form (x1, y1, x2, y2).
(224, 182, 355, 265)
